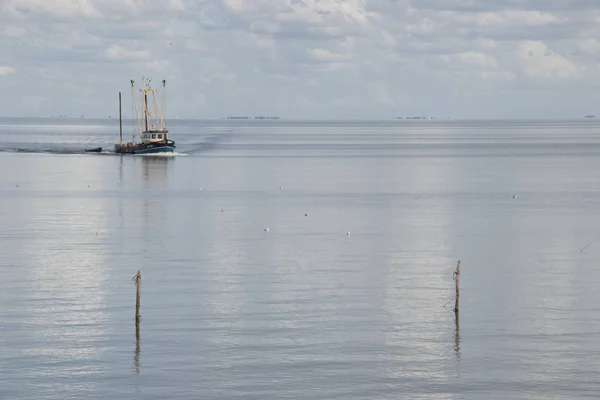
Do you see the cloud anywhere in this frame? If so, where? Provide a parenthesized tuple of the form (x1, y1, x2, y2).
(0, 66, 16, 76)
(442, 52, 499, 69)
(516, 41, 579, 78)
(1, 0, 102, 20)
(167, 0, 186, 12)
(0, 0, 599, 118)
(451, 10, 562, 27)
(105, 44, 150, 61)
(578, 38, 600, 54)
(308, 48, 353, 62)
(3, 27, 26, 37)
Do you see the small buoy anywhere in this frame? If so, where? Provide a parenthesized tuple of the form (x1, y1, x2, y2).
(278, 185, 282, 189)
(512, 195, 517, 199)
(16, 184, 19, 187)
(96, 231, 99, 235)
(305, 213, 309, 217)
(347, 232, 351, 236)
(264, 227, 270, 232)
(219, 208, 224, 212)
(88, 185, 91, 188)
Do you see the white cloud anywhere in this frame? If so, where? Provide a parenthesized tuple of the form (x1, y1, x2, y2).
(370, 82, 395, 106)
(480, 70, 516, 80)
(146, 60, 172, 73)
(455, 10, 562, 27)
(105, 44, 150, 61)
(167, 0, 186, 12)
(0, 66, 16, 76)
(3, 27, 26, 37)
(274, 0, 373, 26)
(308, 48, 352, 62)
(578, 38, 600, 54)
(516, 41, 579, 78)
(473, 38, 497, 50)
(442, 52, 498, 69)
(1, 0, 102, 20)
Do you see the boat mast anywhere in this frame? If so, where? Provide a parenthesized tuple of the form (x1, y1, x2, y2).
(160, 80, 166, 130)
(131, 80, 140, 143)
(132, 77, 167, 136)
(144, 91, 149, 132)
(118, 92, 123, 145)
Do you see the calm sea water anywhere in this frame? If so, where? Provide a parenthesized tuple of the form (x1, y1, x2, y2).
(1, 117, 600, 399)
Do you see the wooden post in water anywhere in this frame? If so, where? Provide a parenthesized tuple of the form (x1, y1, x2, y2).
(133, 270, 141, 373)
(454, 260, 461, 314)
(133, 270, 141, 323)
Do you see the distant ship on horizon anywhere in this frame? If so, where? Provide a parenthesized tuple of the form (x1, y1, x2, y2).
(226, 115, 280, 120)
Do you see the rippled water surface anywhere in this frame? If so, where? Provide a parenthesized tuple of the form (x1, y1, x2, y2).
(1, 117, 600, 399)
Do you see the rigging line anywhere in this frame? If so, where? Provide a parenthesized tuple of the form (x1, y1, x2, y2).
(580, 234, 600, 252)
(131, 79, 141, 139)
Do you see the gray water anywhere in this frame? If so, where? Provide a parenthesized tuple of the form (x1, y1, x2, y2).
(1, 117, 600, 399)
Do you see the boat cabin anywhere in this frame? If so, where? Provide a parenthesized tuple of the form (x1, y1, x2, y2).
(141, 130, 169, 143)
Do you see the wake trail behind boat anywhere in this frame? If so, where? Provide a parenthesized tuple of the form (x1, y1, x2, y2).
(182, 129, 236, 154)
(0, 146, 97, 155)
(0, 127, 236, 156)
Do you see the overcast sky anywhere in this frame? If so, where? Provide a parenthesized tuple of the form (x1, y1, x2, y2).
(1, 0, 600, 119)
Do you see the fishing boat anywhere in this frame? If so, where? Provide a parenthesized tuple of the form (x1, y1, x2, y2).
(114, 77, 175, 154)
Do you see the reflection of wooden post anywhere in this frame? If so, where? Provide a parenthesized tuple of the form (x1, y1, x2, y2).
(454, 260, 461, 314)
(454, 311, 460, 356)
(134, 321, 140, 374)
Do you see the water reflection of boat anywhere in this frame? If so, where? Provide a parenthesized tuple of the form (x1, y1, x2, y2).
(138, 155, 171, 233)
(140, 155, 170, 190)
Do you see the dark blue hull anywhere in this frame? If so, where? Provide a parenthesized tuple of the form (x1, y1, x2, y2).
(114, 140, 175, 154)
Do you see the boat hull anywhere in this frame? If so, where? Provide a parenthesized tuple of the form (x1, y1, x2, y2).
(114, 140, 175, 155)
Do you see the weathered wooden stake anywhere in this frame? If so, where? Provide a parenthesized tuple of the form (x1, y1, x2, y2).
(133, 270, 141, 374)
(134, 270, 141, 324)
(454, 260, 461, 313)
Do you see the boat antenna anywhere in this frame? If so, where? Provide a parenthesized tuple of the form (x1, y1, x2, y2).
(118, 91, 123, 146)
